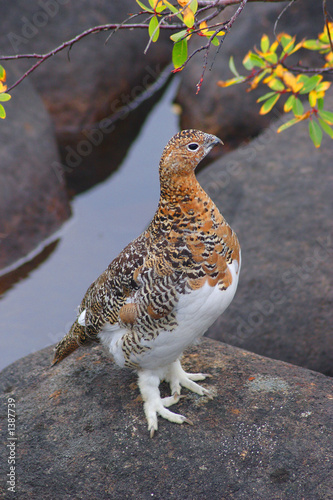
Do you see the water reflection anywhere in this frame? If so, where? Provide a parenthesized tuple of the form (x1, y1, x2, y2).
(0, 79, 179, 370)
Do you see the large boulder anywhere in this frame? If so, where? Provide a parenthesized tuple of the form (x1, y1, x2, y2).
(0, 339, 332, 499)
(0, 0, 173, 195)
(0, 72, 70, 271)
(199, 93, 333, 376)
(0, 0, 172, 144)
(175, 0, 326, 149)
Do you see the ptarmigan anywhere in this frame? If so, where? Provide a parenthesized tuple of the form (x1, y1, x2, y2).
(53, 129, 241, 436)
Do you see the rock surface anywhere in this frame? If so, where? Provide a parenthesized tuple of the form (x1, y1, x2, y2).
(0, 339, 332, 499)
(199, 93, 333, 376)
(175, 0, 326, 148)
(0, 0, 172, 144)
(0, 71, 71, 271)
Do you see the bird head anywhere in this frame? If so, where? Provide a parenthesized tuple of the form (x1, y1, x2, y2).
(159, 129, 223, 184)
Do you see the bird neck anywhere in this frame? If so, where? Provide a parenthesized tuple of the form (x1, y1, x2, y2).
(147, 171, 221, 241)
(159, 171, 203, 206)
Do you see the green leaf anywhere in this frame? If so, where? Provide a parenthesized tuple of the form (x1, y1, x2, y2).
(292, 97, 304, 116)
(299, 75, 322, 94)
(0, 93, 11, 102)
(189, 0, 198, 14)
(281, 40, 295, 55)
(149, 16, 159, 42)
(263, 52, 278, 64)
(260, 34, 270, 53)
(279, 34, 293, 49)
(259, 93, 280, 114)
(136, 0, 153, 12)
(257, 91, 276, 103)
(309, 119, 322, 148)
(248, 52, 266, 68)
(229, 56, 239, 77)
(284, 94, 295, 112)
(277, 116, 302, 133)
(242, 53, 254, 70)
(155, 2, 166, 13)
(318, 117, 333, 138)
(303, 39, 321, 50)
(0, 104, 5, 119)
(0, 65, 5, 81)
(164, 0, 182, 20)
(268, 78, 285, 91)
(211, 36, 219, 47)
(172, 39, 188, 69)
(170, 30, 187, 42)
(317, 97, 324, 110)
(318, 109, 333, 125)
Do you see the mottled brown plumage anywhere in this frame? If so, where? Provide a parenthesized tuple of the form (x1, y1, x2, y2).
(53, 129, 240, 436)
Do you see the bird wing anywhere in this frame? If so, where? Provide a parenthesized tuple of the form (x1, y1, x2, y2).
(52, 233, 148, 365)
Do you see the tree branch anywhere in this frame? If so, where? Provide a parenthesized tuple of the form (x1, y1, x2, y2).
(196, 0, 248, 92)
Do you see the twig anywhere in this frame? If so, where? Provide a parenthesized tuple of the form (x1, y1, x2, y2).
(273, 0, 296, 39)
(323, 0, 333, 54)
(0, 22, 181, 92)
(284, 64, 333, 74)
(196, 0, 248, 92)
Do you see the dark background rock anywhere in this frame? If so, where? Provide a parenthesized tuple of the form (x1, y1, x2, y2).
(0, 339, 332, 499)
(0, 71, 70, 271)
(175, 0, 328, 150)
(0, 0, 173, 144)
(199, 92, 333, 376)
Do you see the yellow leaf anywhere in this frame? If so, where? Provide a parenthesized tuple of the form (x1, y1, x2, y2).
(249, 74, 263, 90)
(0, 67, 6, 82)
(199, 20, 208, 35)
(282, 71, 303, 93)
(177, 0, 195, 27)
(289, 40, 305, 55)
(275, 64, 285, 79)
(316, 81, 331, 92)
(263, 74, 274, 84)
(0, 82, 7, 92)
(309, 90, 317, 107)
(270, 40, 279, 53)
(183, 8, 194, 27)
(217, 76, 245, 88)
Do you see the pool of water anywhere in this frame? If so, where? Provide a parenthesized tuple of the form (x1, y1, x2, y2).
(0, 80, 179, 371)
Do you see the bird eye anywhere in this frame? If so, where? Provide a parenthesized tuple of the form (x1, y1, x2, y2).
(187, 143, 199, 151)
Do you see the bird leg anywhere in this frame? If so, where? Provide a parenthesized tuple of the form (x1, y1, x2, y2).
(137, 359, 212, 437)
(137, 369, 192, 438)
(165, 359, 213, 399)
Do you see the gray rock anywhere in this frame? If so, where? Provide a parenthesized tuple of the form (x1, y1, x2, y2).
(0, 0, 172, 143)
(199, 93, 333, 376)
(175, 0, 325, 148)
(0, 339, 332, 499)
(0, 71, 70, 271)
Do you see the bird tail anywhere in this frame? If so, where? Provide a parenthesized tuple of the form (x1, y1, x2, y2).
(52, 320, 90, 366)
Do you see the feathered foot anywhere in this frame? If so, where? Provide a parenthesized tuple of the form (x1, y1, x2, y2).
(165, 359, 213, 399)
(137, 359, 212, 437)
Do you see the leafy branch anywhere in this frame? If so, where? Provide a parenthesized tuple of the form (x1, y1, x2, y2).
(218, 23, 333, 147)
(0, 66, 11, 119)
(0, 0, 332, 148)
(0, 0, 254, 95)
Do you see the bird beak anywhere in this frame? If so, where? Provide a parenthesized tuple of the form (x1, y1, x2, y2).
(205, 133, 224, 149)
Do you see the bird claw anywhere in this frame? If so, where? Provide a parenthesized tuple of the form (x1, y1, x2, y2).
(138, 361, 214, 436)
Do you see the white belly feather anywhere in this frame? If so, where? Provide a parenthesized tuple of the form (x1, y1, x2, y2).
(98, 257, 240, 370)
